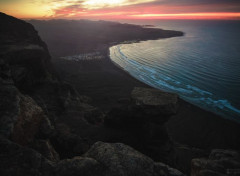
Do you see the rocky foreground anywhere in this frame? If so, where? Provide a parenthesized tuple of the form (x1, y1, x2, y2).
(0, 12, 240, 176)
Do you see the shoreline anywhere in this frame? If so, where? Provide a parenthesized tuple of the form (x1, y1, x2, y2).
(107, 36, 240, 124)
(33, 19, 240, 150)
(104, 42, 240, 150)
(55, 39, 240, 151)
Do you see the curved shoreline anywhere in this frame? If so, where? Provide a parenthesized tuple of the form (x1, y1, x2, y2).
(101, 40, 240, 151)
(108, 42, 240, 123)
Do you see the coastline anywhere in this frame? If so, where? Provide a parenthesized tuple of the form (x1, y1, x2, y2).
(30, 19, 240, 150)
(54, 38, 240, 151)
(105, 42, 240, 150)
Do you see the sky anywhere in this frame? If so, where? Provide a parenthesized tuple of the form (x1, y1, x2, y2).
(0, 0, 240, 20)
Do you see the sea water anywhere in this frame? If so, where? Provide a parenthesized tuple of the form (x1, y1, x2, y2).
(109, 20, 240, 122)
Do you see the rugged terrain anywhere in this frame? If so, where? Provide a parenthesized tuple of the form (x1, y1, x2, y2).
(0, 12, 240, 176)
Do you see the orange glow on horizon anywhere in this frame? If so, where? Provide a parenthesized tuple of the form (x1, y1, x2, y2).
(0, 0, 240, 20)
(128, 13, 240, 20)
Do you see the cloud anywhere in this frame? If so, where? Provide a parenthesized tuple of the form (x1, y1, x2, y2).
(1, 0, 240, 19)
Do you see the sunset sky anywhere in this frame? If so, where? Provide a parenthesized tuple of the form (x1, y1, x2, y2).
(0, 0, 240, 20)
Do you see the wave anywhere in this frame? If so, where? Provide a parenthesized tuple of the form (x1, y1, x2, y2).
(110, 44, 240, 123)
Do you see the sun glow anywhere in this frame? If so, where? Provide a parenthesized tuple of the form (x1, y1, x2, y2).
(0, 0, 240, 20)
(129, 13, 240, 20)
(83, 0, 126, 9)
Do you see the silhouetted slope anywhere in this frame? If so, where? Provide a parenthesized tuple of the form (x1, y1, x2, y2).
(29, 19, 183, 57)
(0, 12, 54, 92)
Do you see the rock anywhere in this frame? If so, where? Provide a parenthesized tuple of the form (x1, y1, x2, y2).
(131, 87, 178, 117)
(197, 170, 227, 176)
(79, 95, 92, 104)
(0, 82, 20, 138)
(117, 98, 131, 105)
(104, 87, 179, 167)
(0, 136, 54, 176)
(38, 116, 55, 139)
(31, 139, 60, 162)
(191, 149, 240, 176)
(174, 144, 207, 174)
(84, 141, 184, 176)
(31, 81, 104, 125)
(50, 124, 90, 159)
(55, 157, 102, 176)
(84, 141, 155, 176)
(11, 94, 45, 145)
(0, 12, 55, 92)
(0, 64, 45, 145)
(106, 87, 178, 127)
(209, 149, 240, 161)
(154, 162, 185, 176)
(0, 59, 12, 83)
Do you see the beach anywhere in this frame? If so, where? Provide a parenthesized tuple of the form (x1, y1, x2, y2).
(53, 42, 240, 151)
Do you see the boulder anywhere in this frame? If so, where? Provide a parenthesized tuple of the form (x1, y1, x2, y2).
(54, 157, 102, 176)
(104, 87, 179, 166)
(84, 141, 185, 176)
(105, 87, 178, 127)
(50, 124, 90, 159)
(0, 82, 20, 138)
(11, 94, 45, 145)
(191, 149, 240, 176)
(31, 139, 60, 162)
(131, 87, 178, 118)
(0, 61, 45, 145)
(0, 136, 54, 176)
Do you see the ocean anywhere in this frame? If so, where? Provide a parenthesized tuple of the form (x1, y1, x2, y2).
(109, 20, 240, 122)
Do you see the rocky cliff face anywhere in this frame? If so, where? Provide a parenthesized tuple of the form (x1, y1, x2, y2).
(0, 12, 184, 176)
(105, 87, 179, 164)
(0, 12, 54, 92)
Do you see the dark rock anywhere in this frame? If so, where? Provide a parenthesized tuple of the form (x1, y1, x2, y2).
(11, 94, 45, 145)
(105, 87, 178, 127)
(0, 64, 45, 145)
(131, 87, 178, 118)
(50, 124, 90, 159)
(209, 149, 240, 161)
(84, 141, 185, 176)
(197, 170, 227, 176)
(0, 136, 54, 176)
(38, 116, 55, 139)
(0, 12, 55, 93)
(154, 162, 185, 176)
(84, 141, 155, 176)
(54, 157, 102, 176)
(104, 87, 179, 167)
(79, 95, 92, 104)
(32, 81, 104, 125)
(0, 82, 20, 138)
(174, 144, 207, 174)
(191, 149, 240, 176)
(117, 98, 131, 105)
(31, 139, 60, 162)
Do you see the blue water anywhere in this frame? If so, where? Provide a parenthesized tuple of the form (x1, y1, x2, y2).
(109, 20, 240, 122)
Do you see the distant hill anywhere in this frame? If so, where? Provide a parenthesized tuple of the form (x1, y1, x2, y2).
(29, 19, 183, 57)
